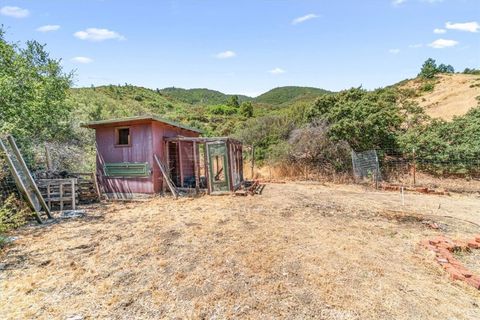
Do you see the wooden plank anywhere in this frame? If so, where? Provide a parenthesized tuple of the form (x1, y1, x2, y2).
(204, 143, 211, 195)
(7, 135, 52, 219)
(43, 197, 75, 202)
(92, 172, 102, 200)
(153, 154, 178, 199)
(193, 141, 200, 194)
(71, 179, 76, 210)
(59, 183, 64, 212)
(178, 141, 184, 188)
(45, 143, 52, 171)
(47, 182, 51, 210)
(227, 141, 233, 191)
(163, 141, 169, 194)
(0, 138, 43, 223)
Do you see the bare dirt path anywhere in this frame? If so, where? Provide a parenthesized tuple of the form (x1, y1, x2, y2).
(1, 183, 480, 319)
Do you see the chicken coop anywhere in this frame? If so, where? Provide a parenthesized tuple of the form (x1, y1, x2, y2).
(83, 115, 243, 198)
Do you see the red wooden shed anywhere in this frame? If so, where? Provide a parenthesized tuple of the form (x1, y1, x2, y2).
(83, 115, 243, 198)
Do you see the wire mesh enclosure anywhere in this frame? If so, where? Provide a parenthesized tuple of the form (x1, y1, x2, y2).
(351, 150, 381, 182)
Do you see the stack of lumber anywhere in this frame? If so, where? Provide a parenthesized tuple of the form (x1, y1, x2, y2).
(234, 180, 265, 196)
(70, 173, 100, 203)
(36, 172, 100, 205)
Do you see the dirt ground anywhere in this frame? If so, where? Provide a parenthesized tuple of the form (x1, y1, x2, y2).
(1, 182, 480, 319)
(402, 73, 480, 121)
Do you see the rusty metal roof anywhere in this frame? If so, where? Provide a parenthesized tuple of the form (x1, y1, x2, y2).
(81, 115, 202, 134)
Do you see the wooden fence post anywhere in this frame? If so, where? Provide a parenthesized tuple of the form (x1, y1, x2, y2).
(413, 148, 416, 186)
(251, 145, 255, 179)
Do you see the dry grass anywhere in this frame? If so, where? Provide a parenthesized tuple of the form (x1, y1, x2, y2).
(1, 183, 480, 319)
(401, 74, 480, 121)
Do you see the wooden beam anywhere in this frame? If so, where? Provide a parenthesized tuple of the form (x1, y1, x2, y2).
(0, 138, 43, 223)
(178, 141, 184, 188)
(154, 154, 179, 199)
(44, 143, 52, 171)
(71, 179, 76, 210)
(93, 172, 102, 200)
(193, 141, 200, 194)
(8, 135, 53, 219)
(163, 141, 169, 194)
(204, 143, 211, 195)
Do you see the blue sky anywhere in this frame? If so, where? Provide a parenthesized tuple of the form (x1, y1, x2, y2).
(1, 0, 479, 96)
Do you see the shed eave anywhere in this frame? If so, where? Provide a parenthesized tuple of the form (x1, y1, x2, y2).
(80, 115, 202, 134)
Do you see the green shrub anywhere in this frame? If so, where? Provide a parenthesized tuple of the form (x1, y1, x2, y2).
(0, 194, 30, 238)
(421, 82, 435, 92)
(418, 58, 438, 79)
(207, 105, 238, 115)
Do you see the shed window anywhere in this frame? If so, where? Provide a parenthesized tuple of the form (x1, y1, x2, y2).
(115, 127, 130, 146)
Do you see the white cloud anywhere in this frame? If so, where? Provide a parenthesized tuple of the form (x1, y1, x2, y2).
(215, 50, 236, 59)
(409, 43, 423, 48)
(36, 25, 60, 32)
(392, 0, 407, 6)
(389, 48, 400, 54)
(71, 56, 93, 64)
(445, 21, 479, 33)
(269, 67, 286, 75)
(74, 28, 125, 42)
(292, 13, 319, 25)
(433, 28, 446, 34)
(428, 38, 459, 49)
(0, 6, 29, 18)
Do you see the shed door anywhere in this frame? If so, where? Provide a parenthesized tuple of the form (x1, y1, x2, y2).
(207, 142, 230, 193)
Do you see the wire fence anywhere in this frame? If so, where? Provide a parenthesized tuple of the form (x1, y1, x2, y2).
(376, 148, 480, 180)
(2, 147, 480, 206)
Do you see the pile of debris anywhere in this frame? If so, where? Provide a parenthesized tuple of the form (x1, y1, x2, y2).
(382, 183, 450, 196)
(421, 235, 480, 289)
(234, 180, 265, 196)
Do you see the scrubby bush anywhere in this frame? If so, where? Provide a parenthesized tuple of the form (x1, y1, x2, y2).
(281, 120, 351, 172)
(207, 105, 238, 115)
(421, 82, 435, 92)
(240, 101, 254, 118)
(306, 87, 424, 151)
(399, 106, 480, 175)
(0, 194, 30, 247)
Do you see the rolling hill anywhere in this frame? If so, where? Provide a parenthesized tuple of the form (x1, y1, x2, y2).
(158, 87, 252, 105)
(254, 86, 332, 105)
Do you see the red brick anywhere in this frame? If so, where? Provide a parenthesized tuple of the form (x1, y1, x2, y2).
(453, 240, 468, 248)
(467, 240, 480, 249)
(445, 266, 466, 281)
(437, 248, 453, 259)
(465, 276, 480, 289)
(448, 258, 464, 268)
(436, 257, 448, 264)
(460, 270, 473, 278)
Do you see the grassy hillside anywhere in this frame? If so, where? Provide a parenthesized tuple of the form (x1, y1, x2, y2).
(254, 86, 332, 105)
(159, 87, 252, 105)
(68, 85, 252, 137)
(68, 84, 333, 136)
(397, 73, 480, 121)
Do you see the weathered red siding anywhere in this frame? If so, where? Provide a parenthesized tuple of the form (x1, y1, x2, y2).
(95, 119, 199, 197)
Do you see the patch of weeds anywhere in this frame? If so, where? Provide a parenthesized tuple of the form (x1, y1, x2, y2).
(421, 82, 435, 92)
